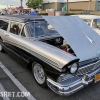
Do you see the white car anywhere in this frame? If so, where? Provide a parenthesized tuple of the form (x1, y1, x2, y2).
(72, 15, 100, 35)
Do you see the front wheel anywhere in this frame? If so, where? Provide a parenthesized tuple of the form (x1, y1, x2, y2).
(32, 62, 47, 87)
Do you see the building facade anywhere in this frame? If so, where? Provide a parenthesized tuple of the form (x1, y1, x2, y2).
(43, 0, 100, 11)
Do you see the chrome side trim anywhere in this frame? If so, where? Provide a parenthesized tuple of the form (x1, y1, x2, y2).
(3, 40, 62, 71)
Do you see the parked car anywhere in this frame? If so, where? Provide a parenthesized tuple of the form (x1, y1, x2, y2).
(0, 15, 100, 96)
(72, 15, 100, 35)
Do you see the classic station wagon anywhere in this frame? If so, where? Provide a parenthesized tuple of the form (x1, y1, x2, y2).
(0, 15, 100, 96)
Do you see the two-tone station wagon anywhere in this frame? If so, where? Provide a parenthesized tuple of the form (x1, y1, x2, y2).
(0, 15, 100, 96)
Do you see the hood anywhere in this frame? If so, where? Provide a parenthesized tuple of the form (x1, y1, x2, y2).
(42, 16, 100, 61)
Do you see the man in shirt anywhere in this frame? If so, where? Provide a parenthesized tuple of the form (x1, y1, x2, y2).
(29, 9, 37, 16)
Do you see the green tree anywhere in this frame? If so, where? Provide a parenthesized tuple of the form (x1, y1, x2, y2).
(26, 0, 43, 9)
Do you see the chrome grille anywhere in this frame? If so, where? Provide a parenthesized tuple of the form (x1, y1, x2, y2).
(93, 60, 100, 70)
(77, 60, 100, 75)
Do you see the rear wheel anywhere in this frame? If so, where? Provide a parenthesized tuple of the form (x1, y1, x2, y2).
(32, 62, 47, 87)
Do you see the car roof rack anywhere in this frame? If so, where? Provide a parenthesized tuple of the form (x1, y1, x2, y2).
(0, 15, 44, 23)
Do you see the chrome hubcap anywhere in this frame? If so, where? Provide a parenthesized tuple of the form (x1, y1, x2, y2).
(0, 43, 2, 51)
(33, 63, 45, 84)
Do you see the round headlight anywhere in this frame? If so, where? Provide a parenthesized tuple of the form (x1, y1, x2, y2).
(70, 63, 78, 74)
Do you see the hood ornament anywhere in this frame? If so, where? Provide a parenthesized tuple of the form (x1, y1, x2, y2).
(85, 35, 94, 44)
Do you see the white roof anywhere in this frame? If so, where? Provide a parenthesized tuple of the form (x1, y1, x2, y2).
(42, 16, 100, 61)
(72, 15, 100, 19)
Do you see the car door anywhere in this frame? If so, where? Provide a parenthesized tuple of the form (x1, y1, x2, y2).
(4, 21, 23, 60)
(19, 23, 34, 66)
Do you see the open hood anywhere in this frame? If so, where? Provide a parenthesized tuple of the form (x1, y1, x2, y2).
(42, 16, 100, 61)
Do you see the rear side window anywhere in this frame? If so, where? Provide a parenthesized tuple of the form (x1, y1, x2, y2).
(10, 22, 22, 35)
(0, 20, 9, 31)
(21, 27, 26, 37)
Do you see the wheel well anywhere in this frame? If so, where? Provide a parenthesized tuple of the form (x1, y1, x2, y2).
(26, 61, 33, 69)
(26, 59, 46, 70)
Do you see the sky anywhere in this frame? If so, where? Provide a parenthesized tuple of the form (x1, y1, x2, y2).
(0, 0, 27, 9)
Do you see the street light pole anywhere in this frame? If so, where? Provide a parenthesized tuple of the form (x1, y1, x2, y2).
(67, 0, 68, 14)
(20, 0, 23, 7)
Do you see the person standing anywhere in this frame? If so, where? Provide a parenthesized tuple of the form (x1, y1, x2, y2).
(29, 9, 37, 16)
(1, 9, 8, 15)
(13, 11, 19, 15)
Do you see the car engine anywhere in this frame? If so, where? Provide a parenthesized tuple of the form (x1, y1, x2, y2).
(40, 37, 76, 56)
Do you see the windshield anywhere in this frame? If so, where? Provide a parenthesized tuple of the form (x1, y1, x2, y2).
(26, 21, 58, 37)
(82, 19, 91, 26)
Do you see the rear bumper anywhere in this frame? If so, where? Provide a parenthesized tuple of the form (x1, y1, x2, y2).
(47, 67, 100, 96)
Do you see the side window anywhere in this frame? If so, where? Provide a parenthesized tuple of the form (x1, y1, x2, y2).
(26, 23, 35, 37)
(35, 22, 44, 36)
(21, 27, 26, 37)
(10, 22, 22, 35)
(96, 19, 100, 28)
(82, 19, 91, 26)
(92, 19, 97, 28)
(0, 20, 9, 31)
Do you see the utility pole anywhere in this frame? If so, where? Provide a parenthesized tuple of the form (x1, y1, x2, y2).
(67, 0, 68, 14)
(20, 0, 23, 7)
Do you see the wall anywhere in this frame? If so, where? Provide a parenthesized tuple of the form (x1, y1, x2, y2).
(56, 2, 63, 11)
(43, 1, 97, 11)
(62, 1, 96, 11)
(90, 11, 100, 15)
(43, 2, 57, 10)
(95, 1, 100, 11)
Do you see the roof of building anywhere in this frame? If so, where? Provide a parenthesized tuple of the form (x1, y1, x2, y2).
(0, 15, 44, 23)
(43, 0, 90, 3)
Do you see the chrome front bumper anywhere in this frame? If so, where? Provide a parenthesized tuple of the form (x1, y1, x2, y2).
(47, 67, 100, 96)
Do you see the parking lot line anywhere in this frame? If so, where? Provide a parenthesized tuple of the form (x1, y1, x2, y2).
(0, 62, 36, 100)
(0, 83, 10, 100)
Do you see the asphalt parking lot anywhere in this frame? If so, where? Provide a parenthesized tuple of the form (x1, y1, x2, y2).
(0, 52, 100, 100)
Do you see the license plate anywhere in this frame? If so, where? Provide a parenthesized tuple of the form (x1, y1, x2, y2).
(94, 73, 100, 83)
